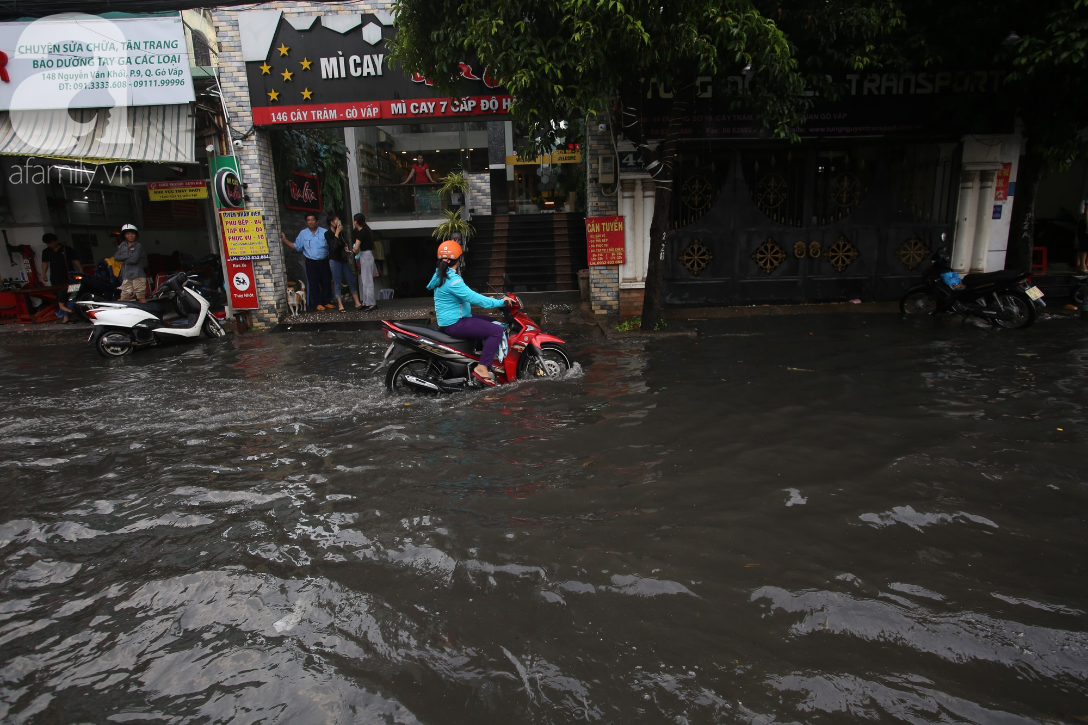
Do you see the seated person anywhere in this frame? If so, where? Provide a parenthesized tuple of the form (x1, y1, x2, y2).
(426, 240, 512, 387)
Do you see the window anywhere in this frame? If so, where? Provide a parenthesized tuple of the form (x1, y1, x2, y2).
(191, 30, 212, 67)
(891, 144, 959, 225)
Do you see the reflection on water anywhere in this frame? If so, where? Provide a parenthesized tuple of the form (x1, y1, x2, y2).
(1, 314, 1087, 723)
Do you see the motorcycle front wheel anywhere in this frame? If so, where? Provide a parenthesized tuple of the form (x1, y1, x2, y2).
(900, 287, 938, 316)
(95, 330, 133, 357)
(1073, 284, 1088, 308)
(991, 291, 1036, 329)
(517, 342, 573, 380)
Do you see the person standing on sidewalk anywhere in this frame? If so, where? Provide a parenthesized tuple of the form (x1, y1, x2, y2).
(281, 213, 333, 310)
(325, 214, 362, 312)
(352, 213, 377, 310)
(115, 224, 149, 303)
(40, 233, 81, 288)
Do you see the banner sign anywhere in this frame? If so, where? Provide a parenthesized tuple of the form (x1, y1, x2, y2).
(0, 15, 194, 111)
(241, 11, 510, 127)
(226, 259, 260, 309)
(638, 70, 1012, 139)
(586, 216, 626, 266)
(220, 209, 270, 260)
(284, 171, 322, 212)
(994, 162, 1012, 200)
(147, 179, 208, 201)
(505, 150, 583, 166)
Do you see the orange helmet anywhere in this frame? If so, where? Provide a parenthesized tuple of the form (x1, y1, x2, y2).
(437, 240, 462, 260)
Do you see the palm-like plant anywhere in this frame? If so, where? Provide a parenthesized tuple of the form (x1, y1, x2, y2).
(437, 171, 469, 202)
(431, 208, 474, 245)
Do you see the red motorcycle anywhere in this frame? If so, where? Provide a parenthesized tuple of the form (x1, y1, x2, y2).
(379, 294, 572, 394)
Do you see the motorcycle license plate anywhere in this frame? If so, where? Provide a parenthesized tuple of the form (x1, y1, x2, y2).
(67, 283, 80, 293)
(1025, 286, 1044, 301)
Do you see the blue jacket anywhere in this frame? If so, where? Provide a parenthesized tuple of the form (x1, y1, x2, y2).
(426, 269, 505, 327)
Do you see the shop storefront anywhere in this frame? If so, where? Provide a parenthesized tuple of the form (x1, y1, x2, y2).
(207, 5, 588, 323)
(0, 11, 226, 311)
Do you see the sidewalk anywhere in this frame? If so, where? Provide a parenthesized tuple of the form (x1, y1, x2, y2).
(275, 290, 582, 331)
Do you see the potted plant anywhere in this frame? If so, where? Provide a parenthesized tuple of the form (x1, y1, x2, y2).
(438, 171, 469, 208)
(432, 208, 475, 246)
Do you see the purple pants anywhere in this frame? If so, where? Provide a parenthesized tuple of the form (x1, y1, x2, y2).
(443, 313, 503, 367)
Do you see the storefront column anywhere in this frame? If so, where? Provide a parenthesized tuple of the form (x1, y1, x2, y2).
(212, 7, 288, 329)
(970, 170, 996, 272)
(618, 179, 637, 284)
(951, 170, 980, 273)
(640, 180, 655, 283)
(344, 126, 362, 219)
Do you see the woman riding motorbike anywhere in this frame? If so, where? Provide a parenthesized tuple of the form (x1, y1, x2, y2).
(426, 240, 512, 387)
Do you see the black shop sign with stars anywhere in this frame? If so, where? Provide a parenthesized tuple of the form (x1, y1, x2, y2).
(245, 13, 511, 127)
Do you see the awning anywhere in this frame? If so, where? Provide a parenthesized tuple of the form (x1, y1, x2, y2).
(0, 104, 195, 164)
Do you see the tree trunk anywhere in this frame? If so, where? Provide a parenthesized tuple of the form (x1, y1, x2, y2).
(1005, 142, 1044, 272)
(621, 85, 693, 330)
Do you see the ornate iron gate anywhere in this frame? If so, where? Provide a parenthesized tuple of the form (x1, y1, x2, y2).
(664, 144, 959, 305)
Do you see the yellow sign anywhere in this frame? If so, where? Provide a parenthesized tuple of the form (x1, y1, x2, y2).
(220, 209, 270, 260)
(505, 150, 583, 165)
(147, 179, 208, 201)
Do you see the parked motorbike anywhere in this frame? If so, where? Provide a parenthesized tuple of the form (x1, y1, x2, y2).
(378, 294, 572, 394)
(79, 272, 226, 357)
(66, 260, 122, 319)
(900, 246, 1044, 329)
(1072, 273, 1087, 308)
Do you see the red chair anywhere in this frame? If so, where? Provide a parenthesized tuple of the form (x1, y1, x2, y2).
(1031, 246, 1047, 276)
(0, 291, 17, 321)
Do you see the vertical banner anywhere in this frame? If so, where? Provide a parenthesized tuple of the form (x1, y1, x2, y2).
(226, 260, 260, 309)
(994, 163, 1012, 201)
(585, 216, 626, 266)
(219, 209, 270, 260)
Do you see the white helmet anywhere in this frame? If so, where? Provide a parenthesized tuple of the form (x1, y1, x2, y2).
(121, 223, 138, 237)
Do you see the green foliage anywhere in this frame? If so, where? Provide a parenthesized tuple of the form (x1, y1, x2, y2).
(431, 208, 476, 243)
(268, 128, 348, 213)
(615, 317, 668, 332)
(389, 0, 836, 152)
(437, 171, 469, 199)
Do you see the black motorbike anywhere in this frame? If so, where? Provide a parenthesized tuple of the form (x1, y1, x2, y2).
(66, 259, 122, 320)
(900, 246, 1044, 329)
(1072, 273, 1087, 308)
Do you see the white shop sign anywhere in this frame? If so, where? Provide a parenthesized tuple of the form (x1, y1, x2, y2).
(0, 15, 195, 111)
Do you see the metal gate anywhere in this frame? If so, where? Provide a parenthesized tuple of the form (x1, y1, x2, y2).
(664, 143, 960, 305)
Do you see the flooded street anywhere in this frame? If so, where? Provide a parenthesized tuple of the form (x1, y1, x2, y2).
(1, 313, 1087, 723)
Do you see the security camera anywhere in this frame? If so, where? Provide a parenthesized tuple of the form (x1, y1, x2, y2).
(598, 123, 606, 132)
(205, 144, 214, 153)
(232, 139, 244, 148)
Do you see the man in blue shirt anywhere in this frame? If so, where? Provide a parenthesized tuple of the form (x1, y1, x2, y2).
(281, 212, 333, 310)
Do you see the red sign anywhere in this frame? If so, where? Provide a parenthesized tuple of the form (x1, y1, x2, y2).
(226, 260, 260, 310)
(284, 171, 321, 212)
(994, 162, 1012, 201)
(251, 95, 512, 126)
(586, 216, 626, 266)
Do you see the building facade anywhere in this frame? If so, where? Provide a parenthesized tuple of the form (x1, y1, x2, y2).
(585, 74, 1029, 315)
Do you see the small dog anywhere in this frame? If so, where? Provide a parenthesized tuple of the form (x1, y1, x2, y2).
(286, 280, 306, 316)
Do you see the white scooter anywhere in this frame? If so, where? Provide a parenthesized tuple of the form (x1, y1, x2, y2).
(79, 272, 226, 357)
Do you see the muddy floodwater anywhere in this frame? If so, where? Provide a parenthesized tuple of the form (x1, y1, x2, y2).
(1, 313, 1087, 723)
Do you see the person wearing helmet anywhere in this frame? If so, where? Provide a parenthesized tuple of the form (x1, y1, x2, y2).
(114, 224, 149, 303)
(426, 240, 513, 387)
